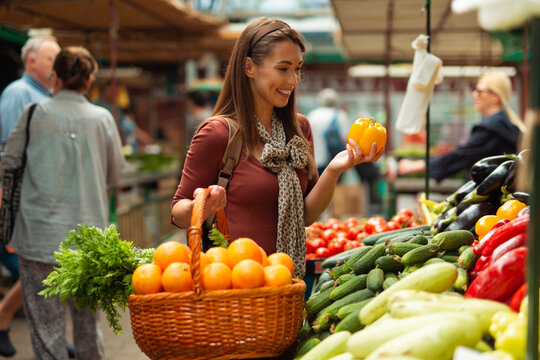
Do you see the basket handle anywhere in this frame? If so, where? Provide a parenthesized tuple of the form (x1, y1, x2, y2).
(188, 188, 228, 298)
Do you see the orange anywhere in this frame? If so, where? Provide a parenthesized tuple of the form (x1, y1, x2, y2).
(227, 237, 263, 269)
(161, 262, 193, 292)
(198, 252, 211, 271)
(154, 241, 190, 271)
(231, 259, 265, 289)
(263, 264, 293, 287)
(266, 252, 294, 276)
(259, 247, 268, 266)
(132, 263, 163, 295)
(201, 262, 233, 290)
(206, 246, 228, 264)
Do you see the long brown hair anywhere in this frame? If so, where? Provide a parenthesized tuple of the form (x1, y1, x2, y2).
(212, 17, 316, 176)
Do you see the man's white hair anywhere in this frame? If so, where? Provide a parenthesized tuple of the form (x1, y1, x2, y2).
(317, 88, 339, 107)
(21, 36, 58, 65)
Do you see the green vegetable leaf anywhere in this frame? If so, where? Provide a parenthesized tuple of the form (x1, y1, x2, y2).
(209, 228, 228, 248)
(39, 223, 154, 334)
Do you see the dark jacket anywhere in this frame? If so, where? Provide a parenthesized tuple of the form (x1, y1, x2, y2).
(429, 110, 520, 182)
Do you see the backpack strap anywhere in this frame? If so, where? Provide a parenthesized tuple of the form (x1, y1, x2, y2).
(205, 117, 243, 236)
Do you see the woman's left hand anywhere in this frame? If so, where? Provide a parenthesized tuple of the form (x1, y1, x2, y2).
(327, 139, 384, 175)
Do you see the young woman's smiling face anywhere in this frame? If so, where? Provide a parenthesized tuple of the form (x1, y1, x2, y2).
(246, 39, 304, 114)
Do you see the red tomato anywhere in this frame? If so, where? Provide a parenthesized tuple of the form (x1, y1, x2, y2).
(309, 221, 325, 230)
(311, 238, 326, 250)
(386, 221, 400, 231)
(306, 239, 317, 254)
(344, 240, 362, 251)
(321, 229, 337, 243)
(364, 216, 387, 234)
(343, 217, 360, 229)
(398, 208, 414, 218)
(314, 247, 331, 258)
(305, 253, 317, 260)
(408, 220, 423, 227)
(328, 238, 347, 255)
(355, 232, 369, 242)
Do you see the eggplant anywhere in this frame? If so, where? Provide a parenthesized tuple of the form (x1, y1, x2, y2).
(469, 154, 516, 183)
(445, 202, 496, 232)
(501, 161, 517, 192)
(432, 206, 459, 235)
(511, 192, 530, 205)
(476, 160, 514, 196)
(445, 180, 477, 206)
(459, 188, 490, 205)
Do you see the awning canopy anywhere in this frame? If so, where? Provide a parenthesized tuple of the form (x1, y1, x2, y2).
(330, 0, 504, 66)
(0, 0, 237, 63)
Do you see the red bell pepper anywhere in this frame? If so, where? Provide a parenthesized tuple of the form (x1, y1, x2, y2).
(490, 233, 526, 265)
(465, 246, 527, 301)
(473, 219, 511, 256)
(509, 283, 527, 312)
(481, 215, 529, 257)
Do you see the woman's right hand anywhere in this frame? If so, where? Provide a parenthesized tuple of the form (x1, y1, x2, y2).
(194, 185, 227, 220)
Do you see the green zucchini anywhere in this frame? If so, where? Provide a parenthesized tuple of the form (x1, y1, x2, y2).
(375, 255, 404, 273)
(400, 243, 439, 266)
(330, 246, 373, 279)
(317, 289, 375, 330)
(430, 230, 475, 250)
(352, 244, 386, 275)
(321, 247, 362, 269)
(387, 242, 422, 257)
(367, 268, 384, 293)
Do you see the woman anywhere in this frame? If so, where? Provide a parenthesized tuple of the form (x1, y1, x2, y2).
(171, 17, 383, 279)
(398, 71, 526, 182)
(0, 46, 124, 359)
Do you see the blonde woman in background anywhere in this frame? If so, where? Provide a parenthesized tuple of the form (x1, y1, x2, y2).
(398, 71, 526, 182)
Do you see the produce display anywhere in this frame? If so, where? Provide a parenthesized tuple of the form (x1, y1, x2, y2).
(296, 151, 534, 360)
(306, 209, 424, 260)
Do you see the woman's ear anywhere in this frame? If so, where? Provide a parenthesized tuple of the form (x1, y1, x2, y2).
(245, 57, 255, 78)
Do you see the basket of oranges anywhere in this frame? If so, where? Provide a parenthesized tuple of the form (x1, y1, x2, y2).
(128, 188, 306, 360)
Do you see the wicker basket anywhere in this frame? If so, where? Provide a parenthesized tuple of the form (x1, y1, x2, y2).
(128, 188, 306, 360)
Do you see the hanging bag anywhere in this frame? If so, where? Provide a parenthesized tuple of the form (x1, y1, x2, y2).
(0, 103, 37, 244)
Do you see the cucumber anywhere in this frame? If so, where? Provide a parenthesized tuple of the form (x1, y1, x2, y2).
(457, 246, 476, 270)
(295, 337, 321, 359)
(430, 230, 475, 250)
(330, 274, 368, 301)
(314, 270, 332, 291)
(317, 289, 375, 329)
(375, 255, 404, 273)
(321, 247, 362, 269)
(387, 242, 422, 257)
(299, 331, 351, 360)
(358, 262, 458, 325)
(361, 225, 430, 245)
(337, 273, 356, 285)
(366, 268, 384, 293)
(375, 233, 414, 245)
(422, 258, 446, 266)
(298, 320, 314, 342)
(408, 234, 429, 245)
(318, 279, 336, 292)
(352, 244, 386, 275)
(383, 276, 398, 289)
(400, 264, 421, 278)
(334, 307, 365, 333)
(440, 254, 459, 263)
(305, 287, 334, 315)
(400, 243, 439, 266)
(453, 267, 468, 293)
(337, 298, 372, 319)
(330, 246, 373, 279)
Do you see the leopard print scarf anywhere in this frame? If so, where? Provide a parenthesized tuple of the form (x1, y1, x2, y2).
(257, 114, 309, 278)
